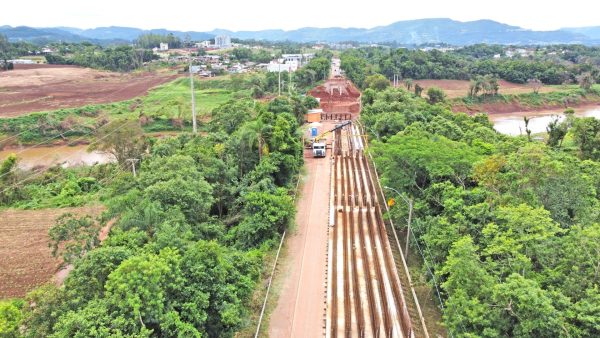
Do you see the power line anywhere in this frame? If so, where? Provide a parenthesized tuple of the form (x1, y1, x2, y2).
(0, 69, 180, 182)
(0, 71, 167, 149)
(0, 113, 120, 182)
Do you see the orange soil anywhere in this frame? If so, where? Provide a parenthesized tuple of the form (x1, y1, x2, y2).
(0, 205, 104, 298)
(0, 64, 181, 117)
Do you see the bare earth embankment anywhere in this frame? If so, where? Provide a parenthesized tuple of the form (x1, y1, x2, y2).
(414, 79, 600, 114)
(0, 64, 180, 117)
(414, 79, 560, 99)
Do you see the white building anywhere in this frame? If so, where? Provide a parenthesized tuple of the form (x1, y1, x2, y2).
(9, 59, 35, 64)
(267, 61, 298, 72)
(196, 41, 211, 48)
(280, 53, 314, 66)
(215, 35, 231, 49)
(159, 43, 169, 51)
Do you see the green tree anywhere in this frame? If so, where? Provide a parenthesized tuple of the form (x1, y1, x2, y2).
(364, 74, 390, 91)
(577, 72, 595, 91)
(0, 300, 23, 338)
(571, 117, 600, 160)
(0, 34, 12, 70)
(441, 236, 498, 336)
(105, 248, 184, 334)
(481, 204, 563, 277)
(546, 116, 568, 148)
(230, 188, 294, 249)
(414, 84, 423, 97)
(426, 87, 446, 104)
(492, 274, 564, 337)
(340, 54, 368, 88)
(372, 130, 480, 193)
(89, 119, 147, 167)
(48, 213, 100, 265)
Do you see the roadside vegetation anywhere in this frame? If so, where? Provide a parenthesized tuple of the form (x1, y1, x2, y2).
(0, 83, 310, 336)
(0, 64, 326, 148)
(341, 45, 600, 111)
(361, 86, 600, 337)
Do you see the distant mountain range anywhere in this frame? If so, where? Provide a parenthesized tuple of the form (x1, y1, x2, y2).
(1, 19, 600, 45)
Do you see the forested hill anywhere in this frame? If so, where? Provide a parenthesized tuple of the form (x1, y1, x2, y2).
(211, 19, 595, 45)
(2, 19, 600, 45)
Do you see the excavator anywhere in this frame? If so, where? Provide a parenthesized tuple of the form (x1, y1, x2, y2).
(309, 121, 351, 158)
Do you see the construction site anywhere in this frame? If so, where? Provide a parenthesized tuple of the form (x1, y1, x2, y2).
(269, 60, 428, 338)
(309, 77, 361, 116)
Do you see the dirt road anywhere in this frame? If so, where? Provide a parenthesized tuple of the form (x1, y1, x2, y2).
(269, 122, 335, 338)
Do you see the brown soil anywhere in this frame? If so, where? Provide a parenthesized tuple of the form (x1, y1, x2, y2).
(309, 77, 361, 115)
(0, 205, 104, 299)
(414, 79, 561, 99)
(0, 64, 181, 117)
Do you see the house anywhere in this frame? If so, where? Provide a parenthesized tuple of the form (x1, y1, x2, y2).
(267, 61, 297, 72)
(196, 41, 211, 48)
(159, 43, 169, 51)
(199, 55, 221, 64)
(282, 54, 303, 64)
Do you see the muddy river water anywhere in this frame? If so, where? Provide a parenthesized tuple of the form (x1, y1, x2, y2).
(0, 144, 114, 169)
(2, 106, 600, 168)
(490, 105, 600, 136)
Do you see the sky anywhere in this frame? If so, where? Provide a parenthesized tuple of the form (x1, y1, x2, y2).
(1, 0, 598, 31)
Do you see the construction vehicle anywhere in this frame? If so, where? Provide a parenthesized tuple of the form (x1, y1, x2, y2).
(312, 142, 327, 157)
(310, 121, 352, 158)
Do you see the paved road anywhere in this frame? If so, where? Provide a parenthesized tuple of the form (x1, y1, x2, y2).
(269, 123, 334, 338)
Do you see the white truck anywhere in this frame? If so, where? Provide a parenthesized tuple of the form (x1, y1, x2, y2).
(312, 142, 327, 157)
(310, 121, 351, 158)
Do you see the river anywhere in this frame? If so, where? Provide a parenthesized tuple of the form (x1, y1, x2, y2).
(490, 105, 600, 136)
(0, 144, 114, 170)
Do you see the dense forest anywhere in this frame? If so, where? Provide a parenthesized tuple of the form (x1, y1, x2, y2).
(341, 45, 600, 88)
(361, 86, 600, 337)
(45, 44, 156, 72)
(0, 94, 311, 336)
(134, 33, 182, 49)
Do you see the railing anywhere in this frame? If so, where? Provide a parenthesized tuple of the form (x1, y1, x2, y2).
(321, 113, 352, 121)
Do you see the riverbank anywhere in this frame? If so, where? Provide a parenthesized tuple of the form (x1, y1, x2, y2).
(488, 105, 600, 136)
(451, 87, 600, 115)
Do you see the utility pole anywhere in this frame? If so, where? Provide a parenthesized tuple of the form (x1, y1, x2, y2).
(188, 37, 197, 134)
(126, 159, 140, 177)
(288, 69, 292, 95)
(405, 197, 413, 256)
(185, 35, 198, 134)
(278, 63, 281, 96)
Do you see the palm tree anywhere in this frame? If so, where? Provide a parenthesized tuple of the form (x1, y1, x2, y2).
(235, 120, 268, 177)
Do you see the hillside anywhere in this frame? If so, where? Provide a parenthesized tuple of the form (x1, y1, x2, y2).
(212, 19, 593, 45)
(2, 19, 600, 45)
(562, 26, 600, 40)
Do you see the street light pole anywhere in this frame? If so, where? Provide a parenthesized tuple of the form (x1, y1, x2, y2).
(384, 186, 413, 257)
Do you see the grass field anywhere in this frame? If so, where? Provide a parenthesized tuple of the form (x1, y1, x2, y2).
(0, 75, 252, 145)
(0, 205, 104, 299)
(134, 77, 240, 119)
